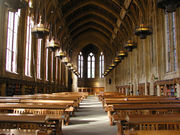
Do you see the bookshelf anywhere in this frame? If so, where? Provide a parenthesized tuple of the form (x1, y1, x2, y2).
(160, 84, 177, 97)
(6, 83, 21, 96)
(24, 85, 35, 95)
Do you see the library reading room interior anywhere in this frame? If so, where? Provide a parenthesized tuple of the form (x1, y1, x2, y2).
(0, 0, 180, 135)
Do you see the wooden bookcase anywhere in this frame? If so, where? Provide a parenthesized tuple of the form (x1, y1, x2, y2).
(6, 83, 21, 96)
(160, 84, 177, 96)
(155, 79, 177, 97)
(24, 85, 35, 95)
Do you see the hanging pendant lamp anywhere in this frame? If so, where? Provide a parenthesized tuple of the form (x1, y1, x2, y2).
(46, 38, 60, 51)
(114, 57, 121, 64)
(66, 63, 72, 68)
(55, 49, 66, 59)
(4, 0, 28, 12)
(110, 63, 116, 68)
(124, 40, 137, 52)
(62, 57, 69, 65)
(135, 24, 152, 39)
(157, 0, 180, 13)
(46, 19, 60, 51)
(118, 50, 127, 59)
(70, 66, 74, 71)
(109, 66, 113, 70)
(32, 16, 49, 39)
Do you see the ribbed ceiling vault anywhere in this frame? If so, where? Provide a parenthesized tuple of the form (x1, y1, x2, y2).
(33, 0, 146, 53)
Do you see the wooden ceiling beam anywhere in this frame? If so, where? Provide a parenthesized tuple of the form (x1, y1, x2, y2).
(67, 11, 116, 29)
(64, 1, 119, 19)
(69, 19, 114, 35)
(71, 25, 111, 40)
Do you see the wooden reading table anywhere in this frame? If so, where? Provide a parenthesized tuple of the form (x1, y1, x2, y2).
(0, 113, 63, 135)
(117, 114, 180, 135)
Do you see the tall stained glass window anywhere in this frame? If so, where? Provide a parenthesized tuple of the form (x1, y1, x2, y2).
(88, 53, 95, 78)
(78, 52, 83, 78)
(165, 12, 177, 72)
(99, 52, 104, 78)
(37, 39, 42, 79)
(25, 16, 33, 76)
(6, 10, 21, 73)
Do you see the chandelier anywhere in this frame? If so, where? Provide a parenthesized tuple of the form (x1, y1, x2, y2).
(46, 38, 60, 51)
(135, 24, 152, 39)
(31, 0, 49, 38)
(31, 16, 49, 39)
(46, 19, 60, 51)
(114, 57, 121, 64)
(124, 40, 137, 52)
(66, 63, 72, 68)
(157, 0, 180, 13)
(110, 63, 116, 68)
(4, 0, 28, 12)
(118, 50, 127, 59)
(55, 49, 66, 59)
(62, 57, 69, 65)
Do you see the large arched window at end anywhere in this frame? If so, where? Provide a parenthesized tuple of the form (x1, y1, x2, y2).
(99, 52, 104, 78)
(78, 52, 83, 78)
(88, 53, 95, 78)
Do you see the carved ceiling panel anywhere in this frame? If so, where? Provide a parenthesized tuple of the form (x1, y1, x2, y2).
(31, 0, 146, 53)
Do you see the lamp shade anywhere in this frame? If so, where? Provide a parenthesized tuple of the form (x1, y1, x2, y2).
(135, 24, 152, 39)
(110, 63, 116, 68)
(46, 38, 60, 52)
(62, 57, 69, 65)
(157, 0, 180, 13)
(55, 50, 65, 59)
(32, 21, 49, 39)
(66, 63, 72, 68)
(118, 50, 127, 59)
(114, 57, 121, 63)
(124, 40, 137, 52)
(4, 0, 28, 12)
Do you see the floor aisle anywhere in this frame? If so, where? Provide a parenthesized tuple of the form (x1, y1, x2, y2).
(63, 96, 117, 135)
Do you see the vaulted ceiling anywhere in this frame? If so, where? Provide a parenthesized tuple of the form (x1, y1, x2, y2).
(32, 0, 148, 55)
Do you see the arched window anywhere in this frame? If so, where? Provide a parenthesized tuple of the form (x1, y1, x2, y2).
(78, 52, 83, 78)
(165, 12, 177, 72)
(37, 39, 42, 79)
(6, 10, 21, 73)
(99, 52, 104, 78)
(25, 15, 33, 76)
(88, 53, 95, 78)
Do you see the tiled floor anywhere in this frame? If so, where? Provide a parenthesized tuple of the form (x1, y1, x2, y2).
(63, 96, 117, 135)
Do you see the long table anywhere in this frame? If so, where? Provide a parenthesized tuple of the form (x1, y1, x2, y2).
(117, 114, 180, 135)
(105, 102, 180, 125)
(0, 103, 73, 126)
(0, 113, 63, 135)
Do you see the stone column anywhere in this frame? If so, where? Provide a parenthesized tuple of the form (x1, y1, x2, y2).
(145, 82, 148, 95)
(177, 83, 180, 97)
(149, 81, 154, 95)
(157, 85, 161, 96)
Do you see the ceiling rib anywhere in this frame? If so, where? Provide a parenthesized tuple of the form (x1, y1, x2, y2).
(70, 19, 114, 35)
